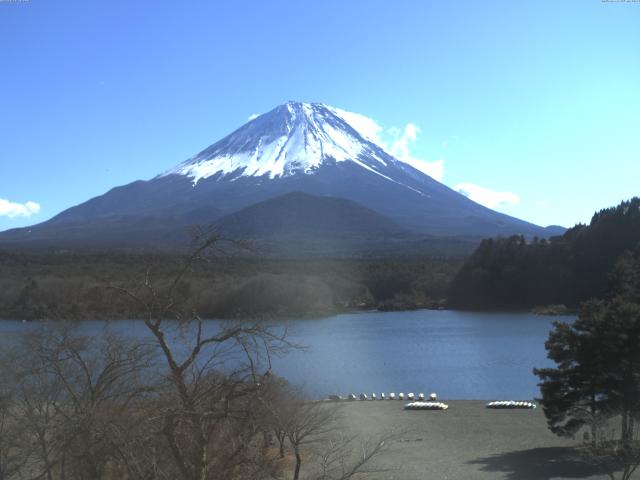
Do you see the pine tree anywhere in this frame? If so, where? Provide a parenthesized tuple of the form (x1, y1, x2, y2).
(535, 299, 640, 445)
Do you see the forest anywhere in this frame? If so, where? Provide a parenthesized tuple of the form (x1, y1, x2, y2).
(0, 250, 461, 321)
(449, 197, 640, 310)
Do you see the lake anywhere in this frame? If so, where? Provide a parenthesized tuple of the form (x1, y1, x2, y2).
(0, 310, 572, 400)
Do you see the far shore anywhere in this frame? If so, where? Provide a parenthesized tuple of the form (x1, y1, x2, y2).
(1, 304, 578, 323)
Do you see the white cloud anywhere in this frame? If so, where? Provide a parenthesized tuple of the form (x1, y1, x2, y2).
(0, 198, 40, 218)
(330, 106, 445, 182)
(384, 123, 445, 181)
(454, 183, 520, 209)
(247, 113, 259, 121)
(329, 108, 522, 202)
(536, 200, 551, 207)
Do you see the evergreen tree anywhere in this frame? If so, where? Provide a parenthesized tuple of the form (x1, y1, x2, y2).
(534, 299, 640, 445)
(534, 300, 611, 440)
(612, 247, 640, 304)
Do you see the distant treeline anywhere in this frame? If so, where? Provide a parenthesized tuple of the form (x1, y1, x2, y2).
(0, 252, 462, 320)
(449, 197, 640, 310)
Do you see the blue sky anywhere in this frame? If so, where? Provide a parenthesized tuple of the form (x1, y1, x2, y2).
(1, 0, 639, 231)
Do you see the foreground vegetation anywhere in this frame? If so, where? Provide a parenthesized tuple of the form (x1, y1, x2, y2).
(0, 237, 394, 480)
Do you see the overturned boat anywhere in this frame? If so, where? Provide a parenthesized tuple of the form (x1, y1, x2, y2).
(404, 401, 449, 411)
(486, 400, 536, 409)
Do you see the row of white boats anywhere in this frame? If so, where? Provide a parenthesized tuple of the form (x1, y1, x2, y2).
(328, 392, 438, 402)
(326, 394, 537, 410)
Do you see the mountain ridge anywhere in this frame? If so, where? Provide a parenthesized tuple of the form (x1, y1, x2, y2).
(0, 101, 563, 253)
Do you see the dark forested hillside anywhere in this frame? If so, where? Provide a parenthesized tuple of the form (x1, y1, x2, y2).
(449, 197, 640, 310)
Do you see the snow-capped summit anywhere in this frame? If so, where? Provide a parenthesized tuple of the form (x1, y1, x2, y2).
(164, 102, 407, 184)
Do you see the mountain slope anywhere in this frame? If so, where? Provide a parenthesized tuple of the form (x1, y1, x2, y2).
(212, 192, 481, 257)
(0, 101, 558, 253)
(210, 191, 413, 257)
(215, 191, 409, 239)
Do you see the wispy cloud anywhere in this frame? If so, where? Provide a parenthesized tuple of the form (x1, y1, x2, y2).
(247, 113, 259, 121)
(330, 107, 445, 181)
(536, 200, 551, 207)
(385, 123, 444, 181)
(329, 107, 522, 206)
(454, 183, 520, 209)
(0, 198, 40, 218)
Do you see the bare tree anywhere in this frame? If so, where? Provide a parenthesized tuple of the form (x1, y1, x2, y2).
(286, 401, 340, 480)
(0, 325, 157, 480)
(255, 376, 396, 480)
(312, 431, 396, 480)
(257, 375, 293, 459)
(1, 333, 66, 480)
(0, 392, 26, 480)
(111, 231, 293, 480)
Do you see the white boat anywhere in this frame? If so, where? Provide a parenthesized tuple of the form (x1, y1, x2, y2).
(404, 401, 449, 411)
(485, 400, 536, 409)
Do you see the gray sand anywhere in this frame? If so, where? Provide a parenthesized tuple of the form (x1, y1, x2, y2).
(331, 401, 610, 480)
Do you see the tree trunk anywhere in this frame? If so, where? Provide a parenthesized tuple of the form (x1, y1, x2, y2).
(37, 432, 54, 480)
(590, 392, 598, 445)
(622, 409, 629, 445)
(198, 442, 207, 480)
(293, 448, 302, 480)
(278, 432, 286, 458)
(162, 417, 191, 480)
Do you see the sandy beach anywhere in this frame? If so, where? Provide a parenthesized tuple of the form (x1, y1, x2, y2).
(332, 400, 609, 480)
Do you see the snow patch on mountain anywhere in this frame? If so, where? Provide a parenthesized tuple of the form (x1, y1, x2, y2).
(162, 102, 409, 185)
(325, 106, 384, 146)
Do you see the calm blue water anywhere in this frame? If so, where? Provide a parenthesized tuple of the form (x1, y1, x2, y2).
(0, 310, 572, 400)
(268, 310, 573, 400)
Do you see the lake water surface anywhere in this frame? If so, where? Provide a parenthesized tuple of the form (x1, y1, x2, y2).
(270, 310, 572, 400)
(0, 310, 572, 400)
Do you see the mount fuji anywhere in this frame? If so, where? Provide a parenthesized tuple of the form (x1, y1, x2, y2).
(0, 102, 562, 253)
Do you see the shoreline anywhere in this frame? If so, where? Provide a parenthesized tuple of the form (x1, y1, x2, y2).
(0, 305, 577, 323)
